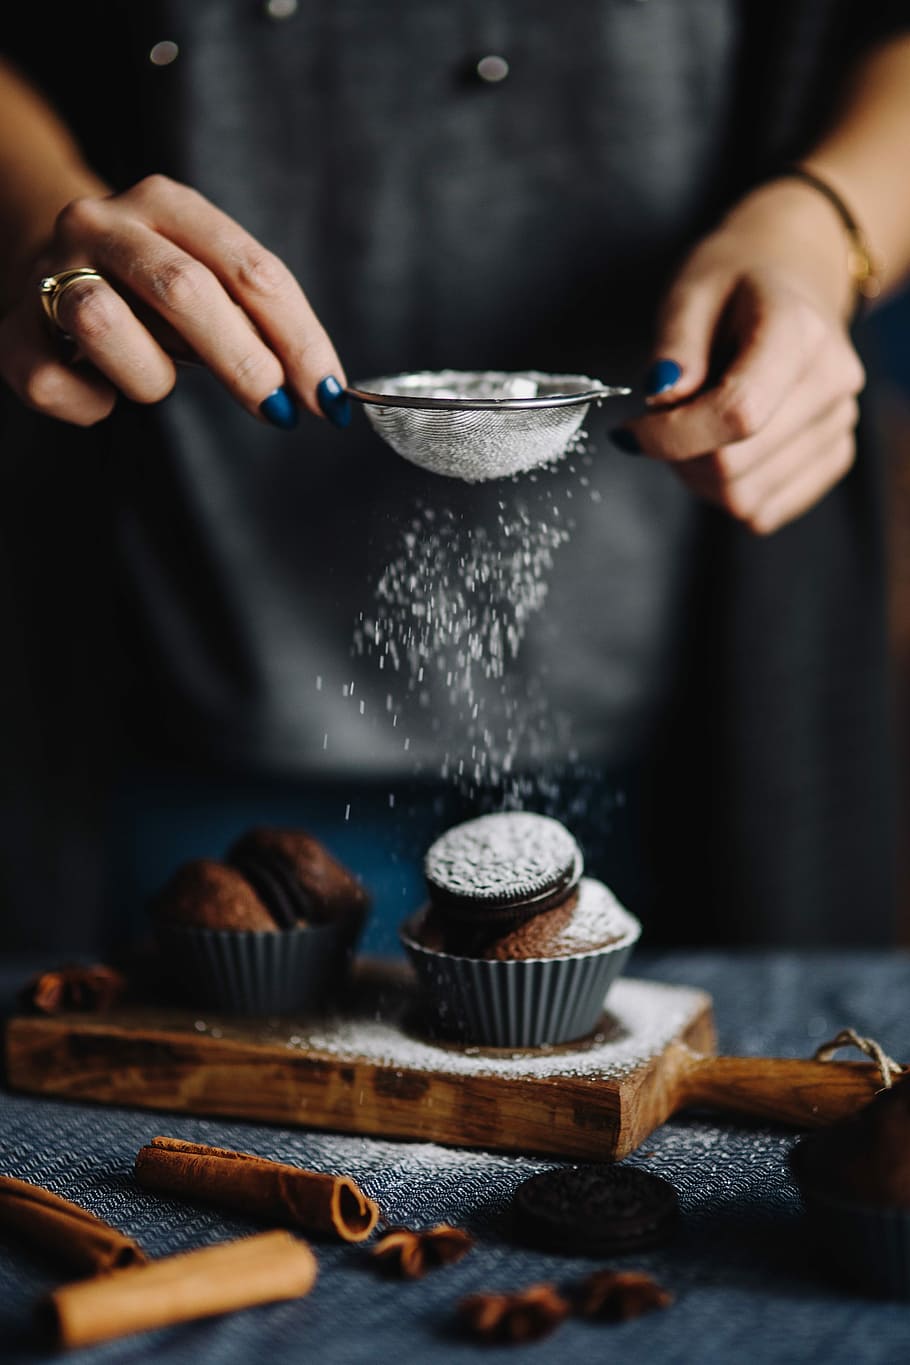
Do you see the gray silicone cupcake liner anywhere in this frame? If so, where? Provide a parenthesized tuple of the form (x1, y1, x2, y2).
(800, 1188, 910, 1299)
(400, 916, 640, 1048)
(158, 917, 362, 1016)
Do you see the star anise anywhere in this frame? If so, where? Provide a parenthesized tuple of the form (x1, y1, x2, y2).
(458, 1284, 570, 1343)
(371, 1224, 474, 1278)
(19, 964, 127, 1015)
(576, 1269, 673, 1321)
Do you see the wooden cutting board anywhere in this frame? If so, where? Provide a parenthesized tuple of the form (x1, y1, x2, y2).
(5, 962, 884, 1161)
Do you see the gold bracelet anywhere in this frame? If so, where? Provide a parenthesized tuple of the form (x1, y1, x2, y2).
(775, 165, 883, 314)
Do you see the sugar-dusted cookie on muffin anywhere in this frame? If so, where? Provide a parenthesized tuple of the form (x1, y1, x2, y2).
(403, 812, 640, 1047)
(424, 811, 583, 928)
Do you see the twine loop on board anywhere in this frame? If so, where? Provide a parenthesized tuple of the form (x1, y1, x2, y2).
(812, 1027, 904, 1090)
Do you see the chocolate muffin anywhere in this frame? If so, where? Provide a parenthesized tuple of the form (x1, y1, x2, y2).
(483, 879, 632, 961)
(791, 1070, 910, 1297)
(402, 813, 640, 1047)
(417, 879, 634, 962)
(792, 1072, 910, 1208)
(228, 829, 369, 927)
(151, 861, 277, 933)
(152, 829, 369, 1015)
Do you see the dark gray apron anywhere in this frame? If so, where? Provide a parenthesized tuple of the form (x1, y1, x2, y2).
(1, 1, 904, 946)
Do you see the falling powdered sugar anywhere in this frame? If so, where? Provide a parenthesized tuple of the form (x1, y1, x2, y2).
(352, 472, 579, 799)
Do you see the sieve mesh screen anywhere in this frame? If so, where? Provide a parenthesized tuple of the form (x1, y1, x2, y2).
(347, 370, 630, 482)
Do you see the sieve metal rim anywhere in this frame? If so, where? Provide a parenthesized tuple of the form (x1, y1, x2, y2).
(347, 375, 631, 412)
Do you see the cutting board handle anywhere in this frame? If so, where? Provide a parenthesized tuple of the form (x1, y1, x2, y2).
(673, 1052, 887, 1128)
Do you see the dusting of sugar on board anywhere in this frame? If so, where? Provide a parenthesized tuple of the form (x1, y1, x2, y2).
(425, 811, 582, 901)
(289, 977, 708, 1082)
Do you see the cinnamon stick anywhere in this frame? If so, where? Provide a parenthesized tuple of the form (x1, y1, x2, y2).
(0, 1176, 146, 1275)
(40, 1230, 317, 1349)
(134, 1137, 380, 1242)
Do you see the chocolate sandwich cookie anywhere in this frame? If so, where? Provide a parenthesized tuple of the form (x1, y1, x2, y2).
(424, 812, 583, 930)
(512, 1166, 678, 1255)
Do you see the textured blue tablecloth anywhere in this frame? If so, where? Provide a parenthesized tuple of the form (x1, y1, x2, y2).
(2, 951, 910, 1364)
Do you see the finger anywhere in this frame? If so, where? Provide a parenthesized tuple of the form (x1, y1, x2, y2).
(749, 434, 855, 535)
(681, 387, 859, 494)
(645, 267, 733, 405)
(629, 279, 828, 461)
(53, 275, 177, 404)
(677, 398, 858, 527)
(0, 298, 116, 426)
(120, 176, 346, 419)
(56, 197, 290, 422)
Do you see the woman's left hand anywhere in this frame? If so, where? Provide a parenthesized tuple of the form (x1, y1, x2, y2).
(616, 178, 867, 535)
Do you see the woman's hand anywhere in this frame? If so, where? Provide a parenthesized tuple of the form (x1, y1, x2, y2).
(615, 179, 867, 535)
(0, 175, 349, 429)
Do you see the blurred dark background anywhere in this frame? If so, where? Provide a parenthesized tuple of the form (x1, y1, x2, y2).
(871, 292, 910, 943)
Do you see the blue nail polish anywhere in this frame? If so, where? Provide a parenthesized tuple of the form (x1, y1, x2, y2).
(610, 427, 642, 455)
(644, 358, 682, 398)
(317, 375, 352, 429)
(260, 386, 299, 430)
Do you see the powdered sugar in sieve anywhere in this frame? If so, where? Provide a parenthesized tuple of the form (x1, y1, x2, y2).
(425, 811, 583, 909)
(347, 370, 630, 482)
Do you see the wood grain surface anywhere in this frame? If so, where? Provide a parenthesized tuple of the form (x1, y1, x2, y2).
(5, 963, 888, 1160)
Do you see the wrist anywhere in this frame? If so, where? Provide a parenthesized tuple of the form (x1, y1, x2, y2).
(716, 179, 858, 324)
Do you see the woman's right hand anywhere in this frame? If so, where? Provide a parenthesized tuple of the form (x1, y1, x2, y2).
(0, 174, 350, 430)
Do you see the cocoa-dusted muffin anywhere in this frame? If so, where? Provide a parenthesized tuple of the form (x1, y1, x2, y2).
(791, 1069, 910, 1297)
(151, 860, 277, 932)
(152, 829, 370, 1015)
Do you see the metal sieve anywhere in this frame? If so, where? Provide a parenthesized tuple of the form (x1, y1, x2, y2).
(347, 370, 630, 482)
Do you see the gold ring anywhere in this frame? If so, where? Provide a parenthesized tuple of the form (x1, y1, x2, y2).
(39, 267, 106, 335)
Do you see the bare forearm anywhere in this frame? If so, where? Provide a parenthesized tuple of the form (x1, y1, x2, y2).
(621, 37, 910, 536)
(0, 59, 107, 304)
(804, 32, 910, 297)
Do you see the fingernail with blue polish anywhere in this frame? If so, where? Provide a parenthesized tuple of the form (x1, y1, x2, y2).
(317, 375, 352, 429)
(645, 358, 683, 399)
(260, 386, 299, 430)
(610, 427, 642, 455)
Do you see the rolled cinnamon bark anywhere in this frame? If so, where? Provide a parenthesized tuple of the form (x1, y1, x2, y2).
(134, 1137, 380, 1242)
(40, 1230, 317, 1349)
(0, 1176, 146, 1274)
